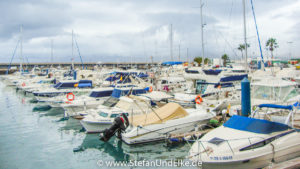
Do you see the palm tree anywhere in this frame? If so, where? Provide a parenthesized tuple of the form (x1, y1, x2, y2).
(237, 43, 250, 58)
(266, 38, 279, 59)
(204, 58, 210, 65)
(221, 54, 229, 66)
(194, 57, 202, 66)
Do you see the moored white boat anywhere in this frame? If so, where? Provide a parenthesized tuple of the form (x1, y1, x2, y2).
(121, 102, 215, 145)
(189, 103, 300, 169)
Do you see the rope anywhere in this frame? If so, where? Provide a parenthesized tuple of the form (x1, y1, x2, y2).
(250, 0, 265, 66)
(6, 39, 20, 74)
(74, 35, 84, 69)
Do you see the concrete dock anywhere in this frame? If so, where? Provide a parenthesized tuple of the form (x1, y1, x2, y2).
(0, 62, 160, 74)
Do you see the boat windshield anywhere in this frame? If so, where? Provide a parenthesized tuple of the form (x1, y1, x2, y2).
(252, 85, 297, 101)
(110, 114, 119, 118)
(99, 112, 108, 117)
(89, 90, 113, 98)
(102, 97, 119, 107)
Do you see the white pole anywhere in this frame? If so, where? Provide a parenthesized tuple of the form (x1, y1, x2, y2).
(200, 0, 205, 68)
(187, 48, 189, 65)
(287, 41, 293, 61)
(71, 30, 74, 70)
(178, 41, 181, 61)
(243, 0, 248, 73)
(170, 24, 173, 62)
(51, 39, 53, 66)
(20, 25, 23, 72)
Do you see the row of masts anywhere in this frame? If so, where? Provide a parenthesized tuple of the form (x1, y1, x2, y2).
(17, 28, 79, 70)
(17, 0, 250, 71)
(168, 0, 248, 71)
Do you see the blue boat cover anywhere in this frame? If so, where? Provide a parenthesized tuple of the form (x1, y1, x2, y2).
(162, 61, 184, 65)
(203, 69, 222, 75)
(54, 82, 78, 89)
(214, 83, 234, 88)
(111, 88, 147, 98)
(224, 115, 289, 134)
(78, 80, 92, 88)
(220, 74, 248, 82)
(258, 104, 293, 110)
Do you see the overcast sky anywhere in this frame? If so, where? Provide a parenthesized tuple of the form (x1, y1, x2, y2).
(0, 0, 299, 63)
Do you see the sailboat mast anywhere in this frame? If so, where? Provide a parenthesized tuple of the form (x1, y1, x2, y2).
(20, 25, 23, 73)
(71, 30, 74, 69)
(51, 39, 53, 66)
(170, 24, 173, 62)
(187, 48, 189, 66)
(243, 0, 248, 73)
(200, 0, 204, 67)
(178, 40, 181, 61)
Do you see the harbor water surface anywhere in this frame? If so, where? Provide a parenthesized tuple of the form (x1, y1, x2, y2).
(0, 81, 196, 169)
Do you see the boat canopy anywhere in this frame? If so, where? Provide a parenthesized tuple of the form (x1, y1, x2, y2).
(130, 102, 188, 127)
(258, 104, 293, 110)
(111, 88, 147, 98)
(105, 72, 148, 82)
(53, 80, 92, 89)
(54, 81, 78, 89)
(224, 115, 289, 134)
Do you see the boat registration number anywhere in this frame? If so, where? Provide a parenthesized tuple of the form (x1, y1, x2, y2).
(210, 156, 232, 160)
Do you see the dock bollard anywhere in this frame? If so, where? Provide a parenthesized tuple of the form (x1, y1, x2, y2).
(241, 77, 251, 117)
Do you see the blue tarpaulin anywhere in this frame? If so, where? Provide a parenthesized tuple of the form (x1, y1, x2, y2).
(224, 115, 289, 134)
(162, 61, 184, 65)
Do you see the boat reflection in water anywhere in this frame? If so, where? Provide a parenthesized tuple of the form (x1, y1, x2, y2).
(74, 134, 191, 163)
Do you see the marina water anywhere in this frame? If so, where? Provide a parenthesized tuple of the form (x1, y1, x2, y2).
(0, 81, 196, 169)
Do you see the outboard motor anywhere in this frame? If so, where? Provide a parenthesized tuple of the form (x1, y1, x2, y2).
(99, 113, 129, 142)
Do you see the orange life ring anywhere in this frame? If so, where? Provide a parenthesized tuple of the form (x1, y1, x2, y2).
(66, 93, 75, 101)
(195, 95, 203, 104)
(149, 86, 153, 92)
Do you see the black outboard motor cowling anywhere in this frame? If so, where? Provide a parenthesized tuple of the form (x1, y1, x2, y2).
(99, 113, 129, 142)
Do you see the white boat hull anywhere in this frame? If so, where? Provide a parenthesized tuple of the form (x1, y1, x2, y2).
(122, 113, 213, 145)
(80, 120, 112, 133)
